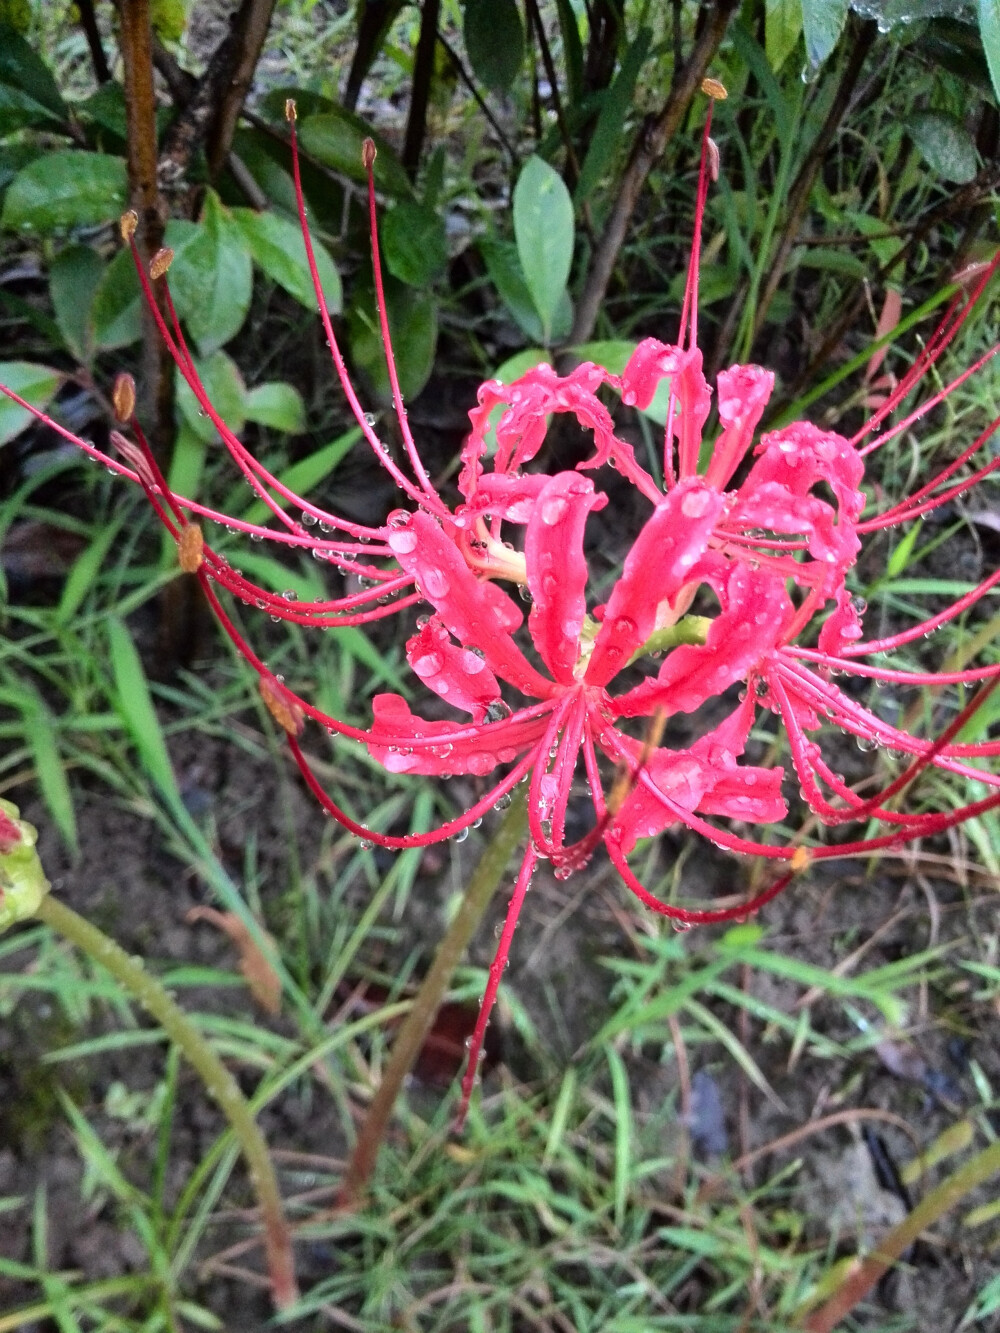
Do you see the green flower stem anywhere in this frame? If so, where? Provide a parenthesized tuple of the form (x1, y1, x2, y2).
(801, 1137, 1000, 1332)
(33, 894, 298, 1311)
(341, 788, 529, 1204)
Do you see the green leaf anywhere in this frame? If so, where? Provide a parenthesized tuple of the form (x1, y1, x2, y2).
(168, 192, 252, 353)
(244, 381, 306, 433)
(26, 707, 76, 854)
(513, 156, 574, 344)
(90, 245, 142, 350)
(553, 0, 584, 105)
(981, 0, 1000, 103)
(464, 0, 524, 93)
(575, 28, 650, 203)
(238, 428, 361, 524)
(348, 276, 437, 401)
(231, 206, 341, 312)
(175, 350, 247, 444)
(298, 110, 413, 198)
(1, 151, 127, 233)
(0, 361, 60, 444)
(49, 244, 104, 363)
(910, 110, 978, 184)
(107, 616, 182, 808)
(801, 0, 848, 67)
(0, 24, 66, 136)
(57, 517, 124, 624)
(479, 235, 546, 342)
(766, 0, 803, 71)
(381, 199, 448, 287)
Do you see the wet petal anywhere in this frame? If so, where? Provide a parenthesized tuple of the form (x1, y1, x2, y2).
(704, 364, 774, 489)
(525, 472, 604, 683)
(386, 511, 555, 698)
(620, 340, 712, 477)
(614, 561, 793, 716)
(368, 694, 549, 776)
(585, 479, 724, 687)
(406, 619, 501, 720)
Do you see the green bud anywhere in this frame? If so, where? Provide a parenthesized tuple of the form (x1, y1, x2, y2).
(0, 800, 50, 933)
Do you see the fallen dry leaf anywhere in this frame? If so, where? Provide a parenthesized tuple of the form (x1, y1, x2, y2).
(186, 906, 281, 1015)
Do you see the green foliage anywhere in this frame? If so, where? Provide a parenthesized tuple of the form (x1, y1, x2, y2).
(0, 361, 59, 443)
(463, 0, 525, 93)
(1, 149, 127, 232)
(513, 156, 575, 345)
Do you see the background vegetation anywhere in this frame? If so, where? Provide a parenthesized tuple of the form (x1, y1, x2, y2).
(1, 0, 999, 1328)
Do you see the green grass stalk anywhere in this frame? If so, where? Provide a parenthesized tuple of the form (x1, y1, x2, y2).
(801, 1138, 1000, 1331)
(32, 894, 298, 1310)
(340, 787, 529, 1204)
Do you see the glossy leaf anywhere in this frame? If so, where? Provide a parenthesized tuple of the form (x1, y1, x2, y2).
(980, 0, 1000, 103)
(0, 24, 66, 136)
(0, 361, 60, 444)
(244, 381, 306, 433)
(801, 0, 848, 67)
(298, 110, 413, 197)
(176, 350, 247, 444)
(348, 276, 437, 400)
(464, 0, 524, 93)
(169, 192, 253, 353)
(513, 156, 574, 344)
(910, 110, 978, 183)
(1, 151, 127, 232)
(381, 199, 448, 287)
(49, 244, 104, 363)
(232, 206, 341, 312)
(766, 0, 803, 71)
(90, 246, 142, 350)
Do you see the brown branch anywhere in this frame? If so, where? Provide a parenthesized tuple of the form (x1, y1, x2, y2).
(569, 0, 738, 347)
(157, 0, 277, 187)
(77, 0, 111, 83)
(525, 0, 581, 190)
(403, 0, 441, 178)
(750, 20, 876, 347)
(205, 0, 277, 179)
(777, 161, 1000, 413)
(116, 0, 172, 463)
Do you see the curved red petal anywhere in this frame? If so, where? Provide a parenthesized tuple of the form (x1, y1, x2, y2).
(368, 694, 551, 776)
(585, 479, 724, 687)
(704, 364, 774, 489)
(525, 472, 603, 683)
(385, 511, 555, 699)
(406, 619, 501, 719)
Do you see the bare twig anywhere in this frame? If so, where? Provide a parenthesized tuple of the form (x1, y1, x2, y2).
(116, 0, 173, 462)
(403, 0, 441, 179)
(569, 0, 739, 347)
(748, 20, 876, 349)
(77, 0, 111, 83)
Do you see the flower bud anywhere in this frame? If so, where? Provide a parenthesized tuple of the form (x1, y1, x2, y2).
(112, 372, 136, 422)
(178, 523, 204, 573)
(120, 210, 139, 241)
(0, 799, 50, 934)
(150, 247, 174, 279)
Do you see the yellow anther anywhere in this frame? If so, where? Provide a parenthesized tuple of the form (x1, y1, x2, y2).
(285, 98, 297, 122)
(790, 846, 812, 874)
(112, 372, 136, 422)
(701, 77, 728, 100)
(120, 210, 138, 242)
(259, 675, 305, 737)
(362, 137, 377, 171)
(177, 523, 204, 573)
(150, 247, 174, 279)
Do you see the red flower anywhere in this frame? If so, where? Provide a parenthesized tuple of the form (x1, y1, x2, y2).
(4, 100, 1000, 1126)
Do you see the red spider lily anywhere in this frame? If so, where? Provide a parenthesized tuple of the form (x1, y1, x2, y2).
(4, 94, 1000, 1128)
